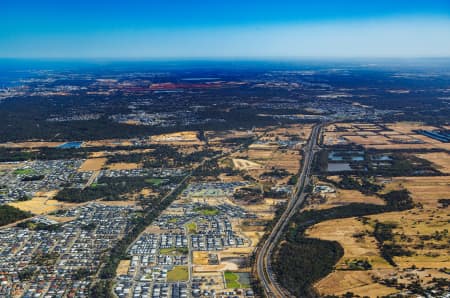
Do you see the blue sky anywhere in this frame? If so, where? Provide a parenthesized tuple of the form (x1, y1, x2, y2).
(1, 0, 450, 58)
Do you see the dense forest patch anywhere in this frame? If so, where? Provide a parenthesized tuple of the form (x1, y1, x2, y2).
(0, 205, 32, 226)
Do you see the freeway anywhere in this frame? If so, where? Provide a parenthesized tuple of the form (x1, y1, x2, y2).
(256, 123, 322, 298)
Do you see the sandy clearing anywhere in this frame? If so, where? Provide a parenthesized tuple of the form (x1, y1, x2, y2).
(78, 158, 107, 171)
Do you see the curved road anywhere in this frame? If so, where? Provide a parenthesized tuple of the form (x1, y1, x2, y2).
(256, 124, 322, 297)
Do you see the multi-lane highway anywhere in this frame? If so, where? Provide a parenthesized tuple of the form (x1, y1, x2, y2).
(256, 124, 322, 298)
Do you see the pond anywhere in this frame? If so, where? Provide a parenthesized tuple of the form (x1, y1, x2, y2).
(58, 141, 83, 149)
(372, 155, 392, 161)
(329, 151, 364, 162)
(327, 163, 352, 172)
(352, 156, 364, 161)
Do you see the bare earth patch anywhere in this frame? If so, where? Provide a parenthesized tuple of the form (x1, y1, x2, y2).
(78, 158, 107, 171)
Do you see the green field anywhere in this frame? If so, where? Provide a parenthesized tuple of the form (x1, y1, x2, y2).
(190, 189, 226, 197)
(185, 222, 197, 233)
(224, 271, 241, 288)
(145, 178, 165, 186)
(13, 168, 35, 175)
(159, 247, 189, 255)
(224, 271, 251, 289)
(167, 266, 189, 282)
(194, 206, 220, 216)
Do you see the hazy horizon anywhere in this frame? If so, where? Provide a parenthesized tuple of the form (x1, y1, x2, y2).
(1, 1, 450, 59)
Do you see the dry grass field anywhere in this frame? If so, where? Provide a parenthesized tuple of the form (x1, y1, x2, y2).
(355, 131, 377, 136)
(100, 200, 138, 207)
(0, 162, 23, 171)
(0, 141, 63, 148)
(240, 231, 264, 247)
(8, 190, 80, 215)
(8, 191, 66, 214)
(368, 208, 450, 269)
(385, 122, 437, 134)
(193, 251, 210, 265)
(139, 188, 159, 197)
(150, 131, 203, 145)
(265, 150, 301, 174)
(260, 124, 312, 142)
(306, 217, 391, 269)
(205, 130, 256, 144)
(309, 209, 450, 297)
(315, 270, 398, 297)
(293, 121, 450, 296)
(90, 149, 153, 158)
(231, 147, 301, 183)
(310, 188, 385, 210)
(323, 122, 450, 150)
(334, 189, 385, 206)
(232, 159, 262, 170)
(344, 135, 392, 145)
(416, 152, 450, 174)
(365, 143, 439, 150)
(383, 176, 450, 208)
(240, 197, 281, 221)
(78, 158, 107, 171)
(310, 174, 450, 296)
(89, 151, 108, 158)
(246, 151, 272, 162)
(107, 162, 141, 170)
(194, 263, 238, 272)
(247, 144, 278, 160)
(9, 197, 58, 214)
(306, 177, 385, 210)
(116, 260, 130, 275)
(83, 139, 135, 147)
(46, 215, 76, 223)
